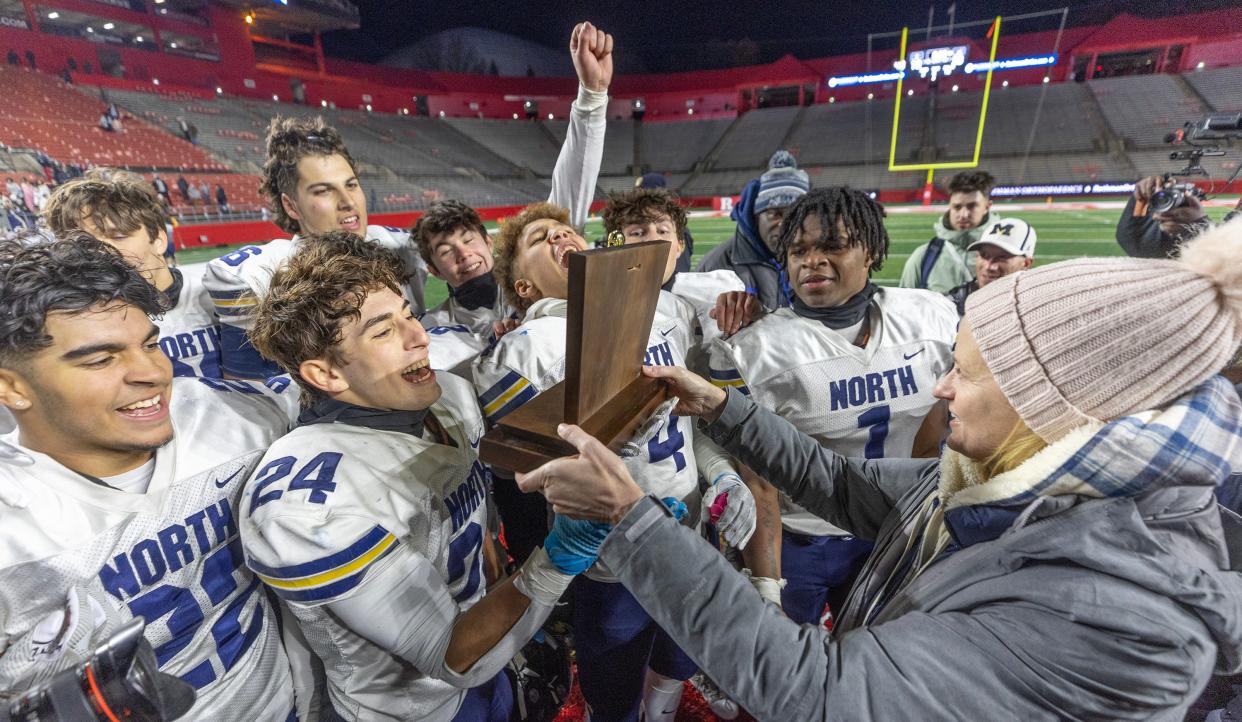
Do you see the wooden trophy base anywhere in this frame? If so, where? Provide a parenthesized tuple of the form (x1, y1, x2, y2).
(479, 376, 667, 473)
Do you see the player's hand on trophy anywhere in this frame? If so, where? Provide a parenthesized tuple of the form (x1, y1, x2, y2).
(709, 290, 760, 337)
(516, 423, 644, 525)
(570, 21, 614, 93)
(642, 365, 727, 421)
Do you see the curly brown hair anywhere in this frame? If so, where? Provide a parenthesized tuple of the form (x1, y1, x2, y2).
(44, 171, 167, 243)
(411, 200, 488, 270)
(260, 116, 358, 235)
(493, 202, 570, 314)
(601, 188, 688, 241)
(249, 231, 404, 404)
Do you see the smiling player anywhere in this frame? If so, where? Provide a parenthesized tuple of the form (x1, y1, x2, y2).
(0, 232, 300, 720)
(240, 231, 603, 721)
(203, 116, 427, 380)
(708, 187, 958, 627)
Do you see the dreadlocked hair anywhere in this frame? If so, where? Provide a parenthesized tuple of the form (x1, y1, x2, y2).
(775, 187, 889, 272)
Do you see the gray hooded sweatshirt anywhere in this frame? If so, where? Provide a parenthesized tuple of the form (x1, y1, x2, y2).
(598, 379, 1242, 721)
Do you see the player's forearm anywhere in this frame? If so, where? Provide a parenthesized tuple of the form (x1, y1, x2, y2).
(739, 467, 782, 579)
(444, 579, 531, 673)
(441, 546, 571, 685)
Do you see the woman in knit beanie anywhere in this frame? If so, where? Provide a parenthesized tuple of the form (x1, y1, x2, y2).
(516, 218, 1242, 721)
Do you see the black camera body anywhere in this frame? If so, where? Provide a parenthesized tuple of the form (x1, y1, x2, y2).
(1150, 175, 1207, 214)
(0, 619, 195, 722)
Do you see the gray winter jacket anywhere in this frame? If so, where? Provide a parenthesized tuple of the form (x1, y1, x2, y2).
(598, 383, 1242, 722)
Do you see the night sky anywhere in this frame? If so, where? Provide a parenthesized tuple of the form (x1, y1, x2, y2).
(320, 0, 1242, 72)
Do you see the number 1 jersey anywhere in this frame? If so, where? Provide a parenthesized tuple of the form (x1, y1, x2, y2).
(708, 288, 957, 536)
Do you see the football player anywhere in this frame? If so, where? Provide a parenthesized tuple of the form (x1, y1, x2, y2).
(0, 233, 299, 719)
(43, 169, 223, 378)
(480, 201, 753, 722)
(709, 187, 958, 626)
(203, 115, 428, 380)
(415, 21, 613, 338)
(241, 231, 604, 722)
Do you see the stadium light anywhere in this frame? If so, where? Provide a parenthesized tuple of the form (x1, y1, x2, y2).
(906, 89, 913, 96)
(1002, 80, 1009, 87)
(86, 26, 93, 32)
(152, 78, 160, 85)
(272, 94, 279, 101)
(547, 113, 554, 120)
(365, 104, 372, 112)
(828, 97, 835, 103)
(46, 11, 58, 19)
(216, 87, 223, 94)
(951, 84, 959, 92)
(103, 22, 114, 29)
(1196, 61, 1206, 70)
(866, 93, 874, 100)
(169, 42, 177, 48)
(513, 113, 519, 119)
(439, 110, 446, 118)
(320, 99, 327, 107)
(1042, 76, 1050, 83)
(688, 108, 694, 115)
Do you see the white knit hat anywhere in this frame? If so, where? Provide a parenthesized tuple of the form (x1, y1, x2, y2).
(965, 216, 1242, 442)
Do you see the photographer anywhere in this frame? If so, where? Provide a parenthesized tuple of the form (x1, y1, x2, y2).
(1116, 175, 1212, 258)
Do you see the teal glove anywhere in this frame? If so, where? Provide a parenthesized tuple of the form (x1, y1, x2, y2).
(660, 496, 688, 521)
(543, 514, 612, 575)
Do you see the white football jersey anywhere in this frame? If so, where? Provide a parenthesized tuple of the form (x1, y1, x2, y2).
(419, 319, 490, 379)
(471, 293, 700, 504)
(668, 269, 746, 354)
(0, 377, 299, 720)
(421, 290, 511, 338)
(203, 227, 427, 378)
(709, 288, 957, 536)
(159, 263, 223, 378)
(240, 374, 490, 722)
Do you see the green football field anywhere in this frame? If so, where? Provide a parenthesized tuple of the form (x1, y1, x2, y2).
(174, 205, 1133, 309)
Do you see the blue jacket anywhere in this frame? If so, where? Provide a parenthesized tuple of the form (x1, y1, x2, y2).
(695, 178, 792, 309)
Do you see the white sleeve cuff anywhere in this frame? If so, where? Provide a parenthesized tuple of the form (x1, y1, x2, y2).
(575, 84, 609, 113)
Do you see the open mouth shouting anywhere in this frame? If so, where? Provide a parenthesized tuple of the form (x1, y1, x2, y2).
(117, 393, 168, 422)
(401, 357, 435, 384)
(554, 241, 580, 270)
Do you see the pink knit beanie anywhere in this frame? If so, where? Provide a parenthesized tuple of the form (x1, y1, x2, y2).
(965, 216, 1242, 442)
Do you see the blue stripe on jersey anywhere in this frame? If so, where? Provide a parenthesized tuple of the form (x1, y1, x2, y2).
(248, 524, 390, 580)
(207, 287, 250, 300)
(709, 368, 743, 381)
(479, 370, 523, 406)
(486, 383, 537, 423)
(268, 543, 398, 603)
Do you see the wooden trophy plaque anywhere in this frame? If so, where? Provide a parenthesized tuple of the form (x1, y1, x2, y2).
(479, 241, 672, 473)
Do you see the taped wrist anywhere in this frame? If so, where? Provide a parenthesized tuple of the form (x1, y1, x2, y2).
(575, 84, 609, 112)
(513, 546, 574, 607)
(743, 569, 787, 606)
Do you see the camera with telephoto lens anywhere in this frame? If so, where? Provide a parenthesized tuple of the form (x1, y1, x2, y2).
(1149, 174, 1207, 214)
(0, 618, 195, 722)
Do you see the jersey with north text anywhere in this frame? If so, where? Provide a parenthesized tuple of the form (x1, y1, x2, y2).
(203, 227, 427, 378)
(240, 374, 489, 721)
(471, 293, 700, 504)
(0, 377, 299, 720)
(159, 263, 223, 378)
(709, 288, 957, 536)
